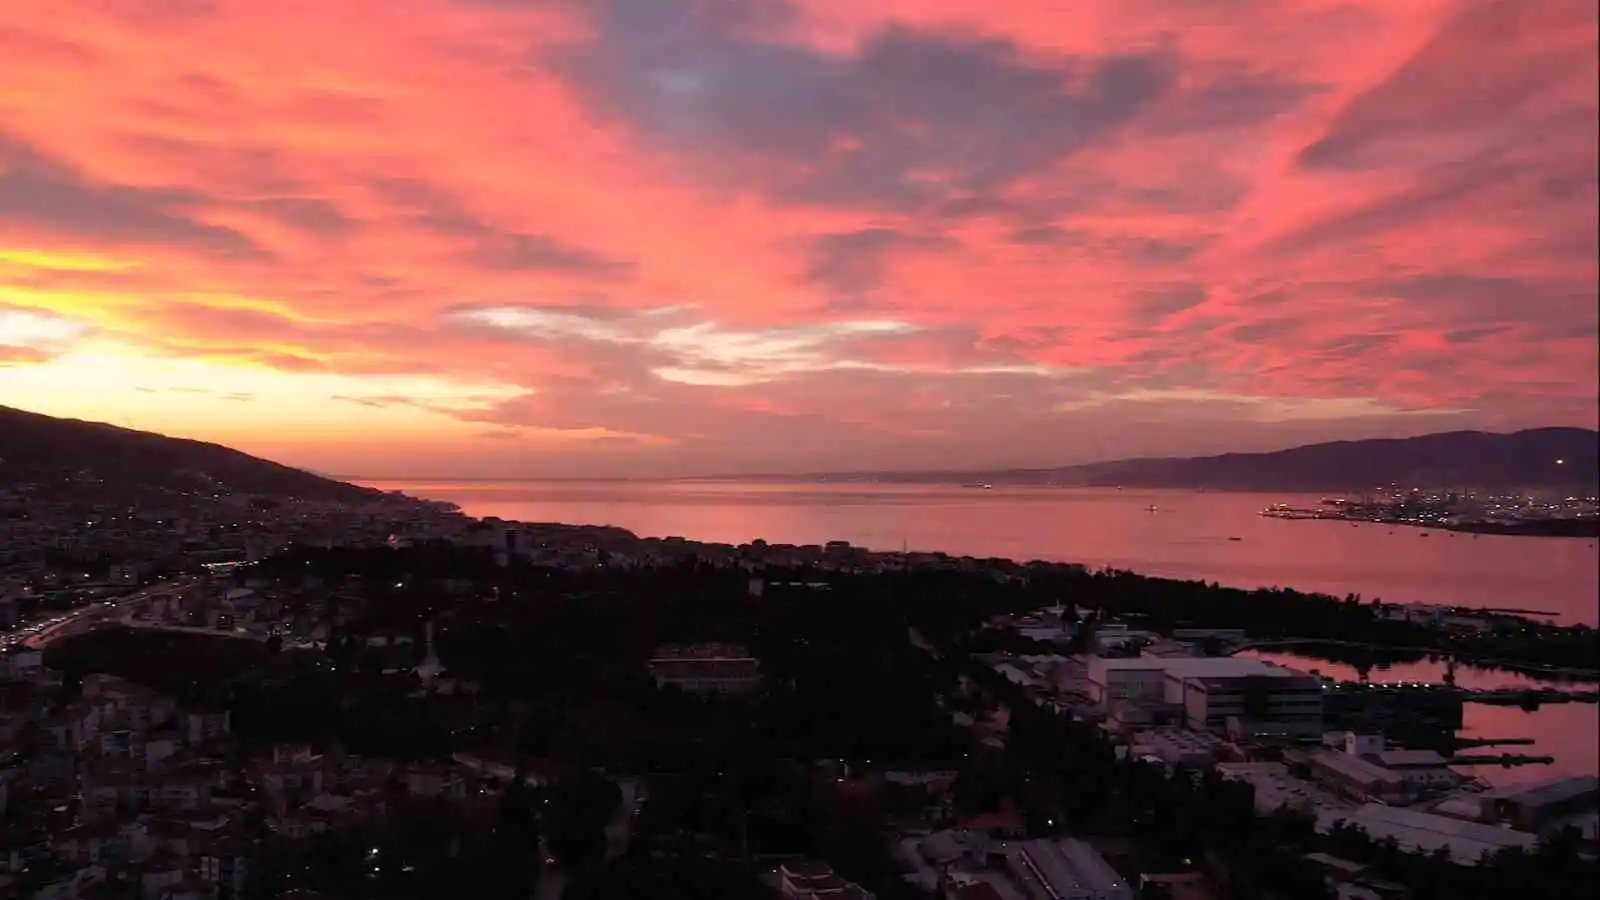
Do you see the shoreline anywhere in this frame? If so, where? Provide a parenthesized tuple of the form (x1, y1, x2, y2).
(373, 484, 1596, 627)
(1263, 514, 1599, 539)
(1231, 638, 1600, 683)
(355, 489, 1600, 676)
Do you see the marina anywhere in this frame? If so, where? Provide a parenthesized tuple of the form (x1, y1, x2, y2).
(1260, 492, 1600, 538)
(1241, 650, 1599, 787)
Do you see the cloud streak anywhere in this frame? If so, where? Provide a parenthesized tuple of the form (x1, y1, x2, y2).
(0, 0, 1592, 477)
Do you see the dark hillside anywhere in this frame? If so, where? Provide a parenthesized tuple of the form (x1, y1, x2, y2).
(0, 404, 380, 502)
(1042, 427, 1598, 491)
(792, 427, 1598, 492)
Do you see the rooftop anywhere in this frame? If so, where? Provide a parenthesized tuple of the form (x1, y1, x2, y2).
(1316, 804, 1538, 864)
(1087, 655, 1298, 682)
(1309, 749, 1405, 788)
(1016, 837, 1128, 895)
(1375, 749, 1450, 769)
(1480, 775, 1599, 807)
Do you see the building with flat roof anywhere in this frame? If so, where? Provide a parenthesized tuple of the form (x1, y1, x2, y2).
(648, 643, 763, 697)
(1181, 671, 1325, 739)
(895, 831, 1131, 900)
(1007, 837, 1134, 900)
(1216, 762, 1351, 815)
(1478, 776, 1600, 833)
(1322, 682, 1464, 739)
(1086, 656, 1289, 704)
(1315, 804, 1537, 865)
(1306, 734, 1460, 801)
(1307, 749, 1407, 802)
(1130, 728, 1229, 767)
(1085, 655, 1324, 738)
(778, 859, 875, 900)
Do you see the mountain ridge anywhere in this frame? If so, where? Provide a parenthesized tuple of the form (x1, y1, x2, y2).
(0, 404, 381, 503)
(2, 406, 1593, 494)
(741, 427, 1599, 492)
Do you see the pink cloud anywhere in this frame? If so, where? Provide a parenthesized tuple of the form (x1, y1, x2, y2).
(0, 0, 1593, 475)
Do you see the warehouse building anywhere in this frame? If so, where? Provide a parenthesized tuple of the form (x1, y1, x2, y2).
(1316, 804, 1537, 865)
(1478, 776, 1600, 833)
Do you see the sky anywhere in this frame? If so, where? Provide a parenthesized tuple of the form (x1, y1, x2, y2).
(0, 0, 1595, 478)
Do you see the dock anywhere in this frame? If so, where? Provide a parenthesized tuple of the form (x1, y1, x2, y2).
(1478, 607, 1562, 618)
(1467, 688, 1600, 705)
(1451, 737, 1536, 749)
(1447, 754, 1555, 767)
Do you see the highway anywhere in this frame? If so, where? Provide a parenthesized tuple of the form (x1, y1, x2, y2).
(0, 576, 197, 651)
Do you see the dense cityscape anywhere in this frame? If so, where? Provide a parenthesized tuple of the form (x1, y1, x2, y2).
(2, 1, 1597, 898)
(1, 461, 1596, 900)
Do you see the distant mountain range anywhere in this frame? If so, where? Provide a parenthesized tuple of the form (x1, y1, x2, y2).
(785, 428, 1599, 492)
(0, 404, 380, 503)
(2, 406, 1593, 497)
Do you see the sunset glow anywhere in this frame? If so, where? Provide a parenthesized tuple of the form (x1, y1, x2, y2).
(2, 0, 1595, 477)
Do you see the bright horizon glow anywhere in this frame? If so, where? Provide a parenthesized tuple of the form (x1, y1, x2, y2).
(0, 0, 1594, 478)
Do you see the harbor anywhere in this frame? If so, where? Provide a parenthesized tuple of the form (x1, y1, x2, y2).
(1240, 649, 1600, 786)
(1260, 490, 1600, 538)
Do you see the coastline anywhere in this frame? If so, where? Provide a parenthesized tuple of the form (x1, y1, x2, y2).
(367, 479, 1599, 627)
(357, 484, 1600, 676)
(1265, 515, 1600, 539)
(1229, 638, 1600, 683)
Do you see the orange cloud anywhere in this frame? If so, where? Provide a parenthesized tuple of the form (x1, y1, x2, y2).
(0, 0, 1593, 477)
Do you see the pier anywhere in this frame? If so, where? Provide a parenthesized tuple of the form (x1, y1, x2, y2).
(1478, 606, 1562, 618)
(1227, 637, 1600, 683)
(1451, 737, 1536, 749)
(1447, 754, 1556, 768)
(1469, 687, 1600, 706)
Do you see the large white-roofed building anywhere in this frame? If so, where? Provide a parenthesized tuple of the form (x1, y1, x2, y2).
(1478, 776, 1600, 833)
(1316, 804, 1537, 865)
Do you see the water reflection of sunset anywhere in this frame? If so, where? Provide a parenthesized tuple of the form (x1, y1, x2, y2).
(1244, 651, 1599, 787)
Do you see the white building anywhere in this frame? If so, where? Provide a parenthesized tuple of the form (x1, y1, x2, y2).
(648, 644, 764, 697)
(1316, 804, 1537, 865)
(778, 860, 874, 899)
(895, 830, 1131, 900)
(1087, 656, 1284, 704)
(1477, 776, 1600, 832)
(1129, 727, 1229, 767)
(1085, 656, 1324, 737)
(1181, 671, 1325, 739)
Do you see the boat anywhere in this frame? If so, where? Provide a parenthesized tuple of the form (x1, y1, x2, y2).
(1145, 504, 1160, 513)
(961, 482, 994, 490)
(1227, 536, 1242, 542)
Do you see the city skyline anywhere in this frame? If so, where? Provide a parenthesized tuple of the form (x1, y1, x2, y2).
(1, 0, 1596, 478)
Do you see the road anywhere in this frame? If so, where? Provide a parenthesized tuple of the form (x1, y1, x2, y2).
(1, 576, 197, 651)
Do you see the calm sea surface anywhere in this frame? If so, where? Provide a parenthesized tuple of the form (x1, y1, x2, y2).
(366, 481, 1599, 626)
